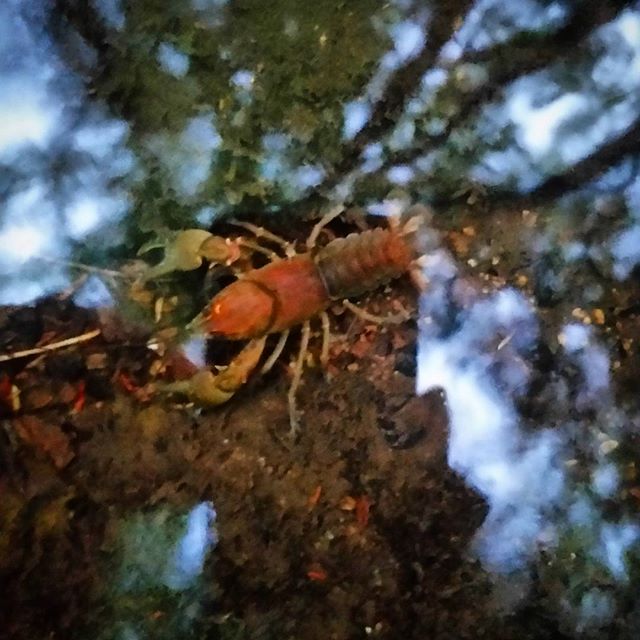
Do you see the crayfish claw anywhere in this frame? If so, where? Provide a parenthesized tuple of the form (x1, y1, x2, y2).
(159, 336, 267, 406)
(199, 235, 248, 267)
(138, 230, 250, 283)
(139, 229, 213, 281)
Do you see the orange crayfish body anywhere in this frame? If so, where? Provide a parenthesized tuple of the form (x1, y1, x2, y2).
(205, 254, 331, 339)
(153, 210, 426, 430)
(204, 225, 417, 341)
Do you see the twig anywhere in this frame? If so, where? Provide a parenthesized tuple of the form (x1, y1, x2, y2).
(0, 328, 102, 362)
(36, 256, 127, 279)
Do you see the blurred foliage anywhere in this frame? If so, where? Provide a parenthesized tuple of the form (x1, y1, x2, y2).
(0, 0, 628, 263)
(74, 0, 395, 235)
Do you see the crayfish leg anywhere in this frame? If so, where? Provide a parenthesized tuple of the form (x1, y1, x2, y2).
(306, 204, 344, 250)
(320, 311, 331, 370)
(288, 320, 311, 437)
(260, 330, 290, 375)
(229, 219, 297, 258)
(409, 265, 429, 292)
(342, 299, 412, 325)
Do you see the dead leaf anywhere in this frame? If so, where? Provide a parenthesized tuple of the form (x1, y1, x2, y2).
(306, 563, 328, 581)
(448, 231, 471, 257)
(86, 352, 108, 370)
(355, 495, 371, 529)
(628, 487, 640, 501)
(71, 380, 86, 413)
(0, 374, 20, 412)
(350, 335, 372, 360)
(307, 485, 322, 510)
(13, 415, 74, 469)
(117, 371, 139, 393)
(339, 496, 357, 511)
(23, 386, 54, 411)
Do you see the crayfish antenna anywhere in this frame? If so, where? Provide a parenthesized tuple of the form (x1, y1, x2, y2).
(185, 310, 209, 334)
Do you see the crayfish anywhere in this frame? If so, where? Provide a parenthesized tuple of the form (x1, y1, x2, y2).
(141, 205, 430, 435)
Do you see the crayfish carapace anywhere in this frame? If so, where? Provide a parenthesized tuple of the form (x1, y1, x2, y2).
(143, 205, 430, 435)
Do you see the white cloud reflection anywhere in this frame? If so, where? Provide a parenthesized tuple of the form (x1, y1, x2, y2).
(0, 184, 57, 268)
(610, 224, 640, 280)
(74, 275, 115, 308)
(0, 77, 61, 156)
(343, 101, 370, 140)
(414, 229, 640, 615)
(417, 280, 563, 573)
(93, 0, 125, 30)
(145, 114, 220, 199)
(0, 3, 132, 304)
(164, 502, 218, 590)
(157, 42, 190, 78)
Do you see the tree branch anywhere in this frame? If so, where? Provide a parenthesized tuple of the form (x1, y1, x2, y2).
(328, 0, 474, 179)
(50, 0, 111, 59)
(487, 113, 640, 209)
(379, 0, 634, 172)
(458, 0, 633, 71)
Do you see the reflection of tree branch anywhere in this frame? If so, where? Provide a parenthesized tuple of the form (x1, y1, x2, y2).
(488, 114, 640, 208)
(344, 112, 640, 211)
(49, 0, 110, 80)
(329, 0, 474, 177)
(458, 0, 632, 70)
(50, 0, 111, 59)
(379, 0, 634, 172)
(588, 155, 640, 195)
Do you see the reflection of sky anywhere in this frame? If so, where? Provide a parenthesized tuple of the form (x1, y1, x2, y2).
(115, 502, 217, 592)
(1, 1, 640, 634)
(165, 502, 218, 590)
(105, 502, 217, 635)
(145, 114, 221, 200)
(472, 10, 640, 191)
(386, 165, 414, 184)
(342, 18, 427, 139)
(260, 134, 325, 196)
(0, 3, 132, 304)
(3, 1, 638, 307)
(0, 76, 61, 155)
(343, 101, 370, 139)
(74, 275, 115, 309)
(449, 0, 568, 56)
(387, 20, 426, 68)
(610, 224, 640, 279)
(157, 43, 190, 78)
(93, 0, 125, 30)
(0, 185, 55, 262)
(415, 228, 640, 626)
(367, 7, 640, 204)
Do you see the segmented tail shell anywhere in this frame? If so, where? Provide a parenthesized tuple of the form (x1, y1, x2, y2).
(314, 227, 415, 300)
